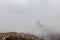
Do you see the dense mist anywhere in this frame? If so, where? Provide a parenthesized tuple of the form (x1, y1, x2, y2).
(0, 0, 60, 40)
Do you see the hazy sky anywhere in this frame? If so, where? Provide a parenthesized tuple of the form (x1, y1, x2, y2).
(0, 0, 60, 36)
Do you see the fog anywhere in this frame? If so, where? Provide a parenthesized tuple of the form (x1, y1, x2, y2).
(0, 0, 60, 39)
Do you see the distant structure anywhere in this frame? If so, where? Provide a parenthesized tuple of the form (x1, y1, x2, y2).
(37, 20, 44, 39)
(37, 21, 43, 27)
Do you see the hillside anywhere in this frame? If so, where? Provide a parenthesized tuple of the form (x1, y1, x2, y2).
(0, 32, 42, 40)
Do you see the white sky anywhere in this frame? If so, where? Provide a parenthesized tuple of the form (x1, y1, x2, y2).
(0, 0, 60, 37)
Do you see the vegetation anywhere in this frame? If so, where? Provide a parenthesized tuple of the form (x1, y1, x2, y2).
(0, 32, 41, 40)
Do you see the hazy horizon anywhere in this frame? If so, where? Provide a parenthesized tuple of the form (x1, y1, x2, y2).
(0, 0, 60, 38)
